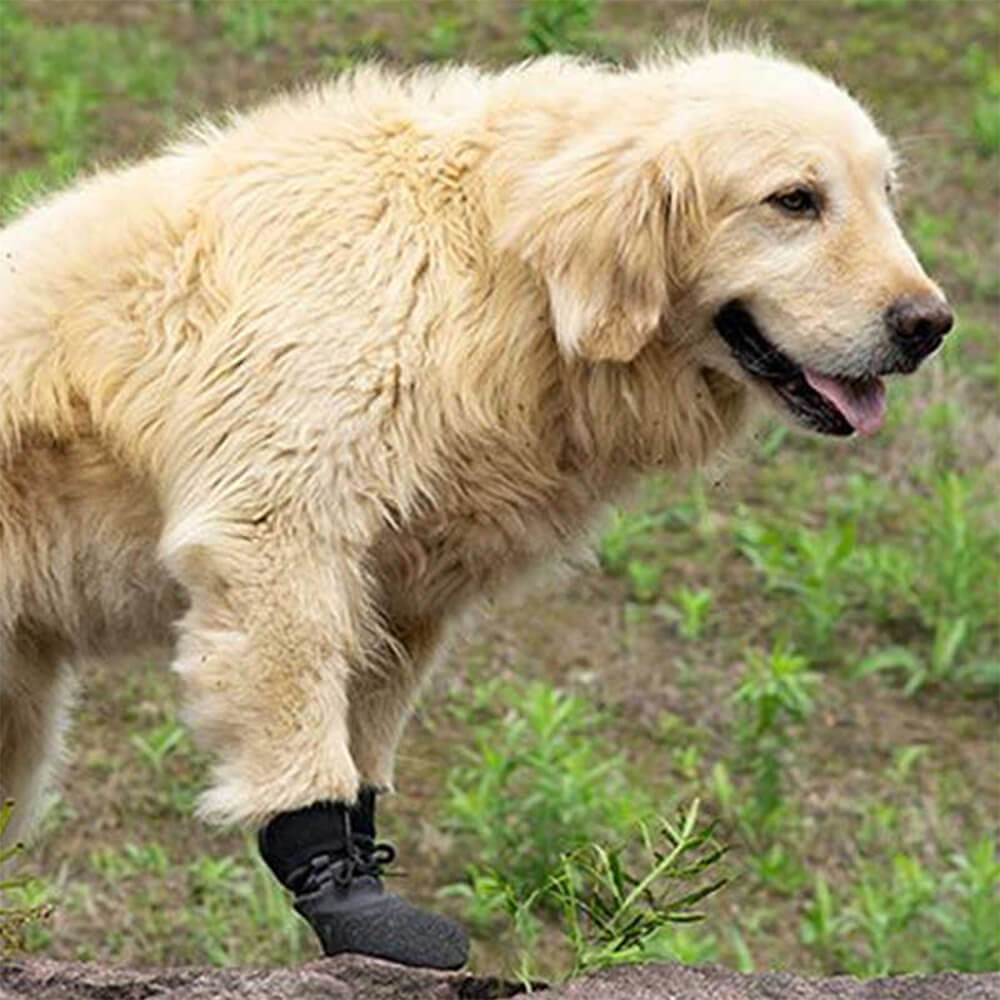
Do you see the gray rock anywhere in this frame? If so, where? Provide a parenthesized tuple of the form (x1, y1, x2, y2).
(0, 956, 996, 1000)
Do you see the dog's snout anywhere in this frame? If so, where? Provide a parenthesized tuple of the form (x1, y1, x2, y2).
(886, 294, 954, 362)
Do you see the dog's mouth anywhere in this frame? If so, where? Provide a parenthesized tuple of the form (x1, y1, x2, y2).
(713, 302, 886, 437)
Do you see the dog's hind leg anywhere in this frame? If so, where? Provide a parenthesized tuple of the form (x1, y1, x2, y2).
(0, 635, 74, 847)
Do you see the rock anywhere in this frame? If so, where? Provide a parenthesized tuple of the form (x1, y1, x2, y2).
(0, 955, 996, 1000)
(545, 963, 999, 999)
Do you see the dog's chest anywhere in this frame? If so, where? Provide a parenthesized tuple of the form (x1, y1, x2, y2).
(368, 459, 609, 628)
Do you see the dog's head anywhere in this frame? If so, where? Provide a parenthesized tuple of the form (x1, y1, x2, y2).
(499, 49, 952, 437)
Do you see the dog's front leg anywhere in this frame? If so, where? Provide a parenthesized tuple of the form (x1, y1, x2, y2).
(168, 523, 365, 826)
(164, 515, 467, 968)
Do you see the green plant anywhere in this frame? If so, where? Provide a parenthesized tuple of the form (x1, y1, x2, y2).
(800, 874, 841, 968)
(847, 0, 909, 9)
(626, 559, 662, 603)
(425, 16, 462, 61)
(444, 680, 650, 905)
(0, 801, 53, 955)
(462, 800, 729, 979)
(90, 841, 169, 881)
(855, 472, 1000, 694)
(131, 721, 187, 774)
(735, 514, 856, 652)
(552, 802, 728, 975)
(930, 838, 1000, 971)
(855, 619, 991, 695)
(599, 509, 667, 576)
(733, 644, 817, 744)
(847, 855, 936, 974)
(731, 644, 819, 833)
(520, 0, 599, 55)
(221, 0, 276, 49)
(800, 841, 1000, 974)
(964, 43, 1000, 155)
(906, 208, 953, 273)
(0, 1, 183, 221)
(672, 586, 713, 640)
(748, 842, 808, 895)
(217, 0, 325, 50)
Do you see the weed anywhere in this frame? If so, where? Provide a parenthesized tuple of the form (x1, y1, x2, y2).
(845, 855, 935, 974)
(425, 16, 462, 61)
(800, 874, 840, 968)
(730, 643, 818, 835)
(854, 472, 1000, 694)
(748, 842, 808, 895)
(930, 838, 1000, 971)
(855, 618, 995, 695)
(444, 680, 651, 906)
(131, 721, 187, 774)
(220, 0, 277, 50)
(736, 467, 998, 694)
(520, 0, 600, 55)
(0, 802, 53, 956)
(907, 208, 953, 273)
(887, 744, 927, 785)
(847, 0, 909, 9)
(735, 513, 856, 653)
(626, 558, 662, 603)
(461, 800, 729, 979)
(0, 0, 184, 220)
(670, 744, 702, 781)
(551, 802, 728, 975)
(217, 0, 329, 50)
(599, 509, 668, 576)
(671, 586, 714, 640)
(733, 644, 817, 745)
(800, 841, 1000, 973)
(963, 43, 1000, 155)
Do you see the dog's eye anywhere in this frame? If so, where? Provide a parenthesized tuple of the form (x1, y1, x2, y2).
(768, 188, 819, 217)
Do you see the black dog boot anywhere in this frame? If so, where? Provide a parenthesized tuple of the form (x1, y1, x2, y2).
(258, 790, 469, 969)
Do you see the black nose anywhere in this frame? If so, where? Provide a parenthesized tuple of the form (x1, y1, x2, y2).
(886, 294, 954, 363)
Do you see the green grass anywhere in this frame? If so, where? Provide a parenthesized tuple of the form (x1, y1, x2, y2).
(1, 0, 997, 980)
(964, 42, 1000, 155)
(0, 802, 53, 956)
(520, 0, 601, 55)
(802, 840, 1000, 974)
(428, 677, 734, 977)
(0, 0, 185, 220)
(444, 680, 654, 906)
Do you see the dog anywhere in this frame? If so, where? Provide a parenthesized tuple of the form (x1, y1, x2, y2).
(0, 45, 951, 966)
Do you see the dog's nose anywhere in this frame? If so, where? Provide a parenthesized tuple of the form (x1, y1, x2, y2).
(886, 293, 954, 362)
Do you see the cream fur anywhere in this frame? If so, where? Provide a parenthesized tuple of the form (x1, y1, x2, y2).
(0, 46, 943, 837)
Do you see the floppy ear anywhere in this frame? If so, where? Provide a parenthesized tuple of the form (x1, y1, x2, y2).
(500, 137, 698, 363)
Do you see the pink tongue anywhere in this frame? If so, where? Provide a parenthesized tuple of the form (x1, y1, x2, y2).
(804, 370, 886, 435)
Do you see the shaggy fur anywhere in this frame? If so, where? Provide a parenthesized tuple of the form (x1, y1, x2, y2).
(0, 46, 946, 839)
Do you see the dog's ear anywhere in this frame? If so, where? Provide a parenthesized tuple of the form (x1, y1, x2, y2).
(499, 138, 701, 363)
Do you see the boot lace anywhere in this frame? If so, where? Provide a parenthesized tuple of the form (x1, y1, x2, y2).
(290, 837, 397, 896)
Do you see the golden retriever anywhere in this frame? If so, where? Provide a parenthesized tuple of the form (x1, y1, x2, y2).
(0, 46, 951, 844)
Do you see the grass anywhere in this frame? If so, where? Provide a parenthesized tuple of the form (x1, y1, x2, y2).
(444, 680, 652, 907)
(802, 839, 1000, 974)
(520, 0, 601, 55)
(440, 684, 731, 980)
(0, 802, 53, 956)
(0, 0, 997, 981)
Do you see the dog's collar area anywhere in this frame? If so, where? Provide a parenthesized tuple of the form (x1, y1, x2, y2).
(713, 301, 855, 437)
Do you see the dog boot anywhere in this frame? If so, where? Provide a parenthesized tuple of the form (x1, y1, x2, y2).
(258, 792, 469, 969)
